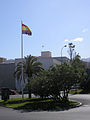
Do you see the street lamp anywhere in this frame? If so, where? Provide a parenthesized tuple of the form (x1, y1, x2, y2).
(61, 45, 67, 63)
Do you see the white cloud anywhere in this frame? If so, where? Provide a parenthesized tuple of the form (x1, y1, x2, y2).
(72, 37, 83, 42)
(64, 39, 69, 42)
(64, 37, 84, 43)
(82, 28, 88, 33)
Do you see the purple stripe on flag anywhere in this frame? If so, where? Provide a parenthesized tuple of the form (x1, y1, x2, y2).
(22, 30, 32, 35)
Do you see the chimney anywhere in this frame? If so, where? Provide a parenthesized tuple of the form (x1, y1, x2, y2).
(41, 51, 52, 57)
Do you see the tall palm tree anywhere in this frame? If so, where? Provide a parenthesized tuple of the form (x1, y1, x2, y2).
(24, 55, 43, 98)
(15, 55, 43, 98)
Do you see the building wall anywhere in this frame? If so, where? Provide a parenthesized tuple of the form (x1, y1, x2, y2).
(37, 57, 53, 70)
(41, 51, 52, 58)
(0, 63, 15, 89)
(53, 57, 69, 63)
(0, 57, 6, 63)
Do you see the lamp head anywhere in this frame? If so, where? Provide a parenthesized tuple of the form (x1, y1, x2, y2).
(64, 45, 67, 47)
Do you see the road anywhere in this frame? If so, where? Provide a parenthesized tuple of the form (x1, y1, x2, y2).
(69, 94, 90, 105)
(0, 94, 90, 120)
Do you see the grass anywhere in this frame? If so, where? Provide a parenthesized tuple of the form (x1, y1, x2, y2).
(69, 100, 79, 106)
(0, 97, 79, 111)
(6, 102, 30, 108)
(69, 89, 83, 94)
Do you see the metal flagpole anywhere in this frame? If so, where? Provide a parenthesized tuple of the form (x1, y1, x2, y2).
(21, 21, 24, 100)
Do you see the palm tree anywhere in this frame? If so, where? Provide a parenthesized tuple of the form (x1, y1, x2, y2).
(14, 61, 25, 81)
(24, 55, 43, 98)
(15, 55, 43, 98)
(24, 55, 42, 78)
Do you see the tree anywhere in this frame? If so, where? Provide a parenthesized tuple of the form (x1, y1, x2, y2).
(58, 64, 75, 98)
(15, 55, 43, 98)
(49, 65, 63, 99)
(30, 67, 63, 100)
(68, 43, 75, 62)
(82, 68, 90, 93)
(31, 70, 51, 99)
(31, 59, 86, 101)
(71, 55, 87, 87)
(51, 64, 75, 99)
(48, 64, 75, 100)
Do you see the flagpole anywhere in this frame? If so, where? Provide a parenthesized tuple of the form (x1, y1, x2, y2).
(21, 21, 24, 100)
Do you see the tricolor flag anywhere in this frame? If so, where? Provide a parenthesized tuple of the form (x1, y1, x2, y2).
(22, 24, 32, 35)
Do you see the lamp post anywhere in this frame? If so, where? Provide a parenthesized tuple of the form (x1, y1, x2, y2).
(61, 45, 67, 63)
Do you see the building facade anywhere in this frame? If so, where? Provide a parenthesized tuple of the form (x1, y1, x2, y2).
(0, 63, 15, 89)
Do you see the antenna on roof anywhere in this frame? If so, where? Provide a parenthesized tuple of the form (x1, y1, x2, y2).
(42, 45, 44, 51)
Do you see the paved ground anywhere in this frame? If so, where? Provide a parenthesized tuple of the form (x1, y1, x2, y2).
(69, 94, 90, 105)
(0, 94, 35, 100)
(0, 94, 90, 120)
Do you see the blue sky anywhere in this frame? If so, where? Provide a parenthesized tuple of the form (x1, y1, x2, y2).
(0, 0, 90, 59)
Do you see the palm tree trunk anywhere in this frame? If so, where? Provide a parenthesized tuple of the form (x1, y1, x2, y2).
(28, 86, 31, 98)
(29, 91, 31, 98)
